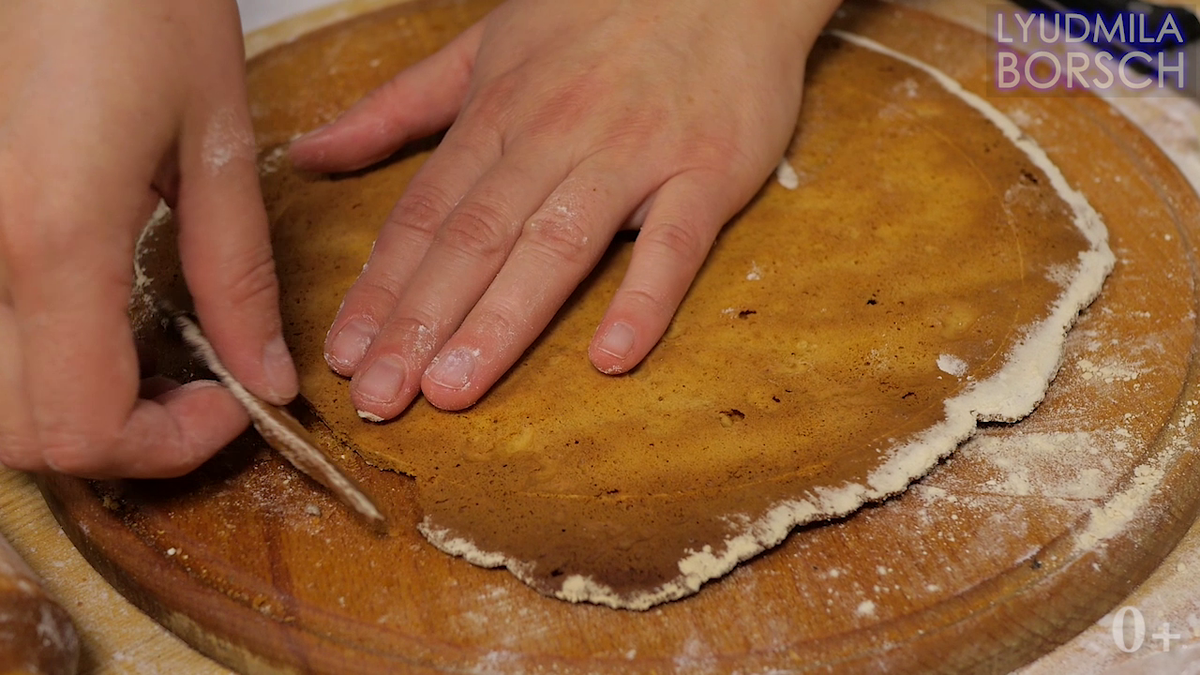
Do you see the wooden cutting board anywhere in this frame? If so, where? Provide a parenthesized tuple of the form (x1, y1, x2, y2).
(38, 1, 1200, 673)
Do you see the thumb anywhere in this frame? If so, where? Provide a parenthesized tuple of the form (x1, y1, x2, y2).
(288, 21, 484, 173)
(174, 104, 298, 405)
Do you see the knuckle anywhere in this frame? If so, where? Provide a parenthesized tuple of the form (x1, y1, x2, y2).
(351, 274, 403, 314)
(616, 285, 673, 319)
(351, 250, 410, 312)
(471, 305, 528, 348)
(524, 212, 592, 265)
(0, 436, 43, 472)
(220, 247, 279, 310)
(642, 220, 708, 263)
(40, 428, 118, 476)
(0, 158, 121, 276)
(382, 314, 442, 363)
(0, 198, 66, 276)
(389, 184, 457, 239)
(435, 200, 514, 261)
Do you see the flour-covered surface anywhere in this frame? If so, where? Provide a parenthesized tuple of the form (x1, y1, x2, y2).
(1011, 64, 1200, 675)
(885, 3, 1200, 673)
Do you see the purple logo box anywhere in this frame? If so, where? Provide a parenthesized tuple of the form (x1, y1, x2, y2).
(988, 6, 1193, 96)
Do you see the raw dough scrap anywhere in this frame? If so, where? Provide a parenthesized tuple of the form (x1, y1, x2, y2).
(239, 4, 1113, 609)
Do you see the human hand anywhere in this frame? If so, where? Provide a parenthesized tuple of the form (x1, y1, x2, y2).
(290, 0, 839, 420)
(0, 0, 297, 476)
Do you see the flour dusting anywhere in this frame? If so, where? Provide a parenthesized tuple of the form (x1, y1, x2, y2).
(1077, 357, 1141, 384)
(775, 158, 800, 190)
(132, 201, 170, 299)
(1018, 399, 1200, 674)
(129, 199, 172, 334)
(937, 354, 968, 378)
(202, 108, 256, 176)
(258, 145, 288, 175)
(1074, 398, 1199, 552)
(966, 430, 1129, 501)
(746, 261, 763, 281)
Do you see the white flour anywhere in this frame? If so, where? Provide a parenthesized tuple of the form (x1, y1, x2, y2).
(775, 158, 800, 190)
(202, 108, 256, 176)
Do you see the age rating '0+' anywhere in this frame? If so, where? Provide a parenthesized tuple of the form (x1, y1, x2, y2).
(1111, 607, 1199, 653)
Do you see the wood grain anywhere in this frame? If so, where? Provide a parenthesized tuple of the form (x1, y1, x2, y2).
(32, 1, 1200, 673)
(0, 471, 226, 674)
(0, 533, 78, 675)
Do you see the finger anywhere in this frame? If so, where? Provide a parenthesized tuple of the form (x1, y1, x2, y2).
(289, 22, 484, 173)
(60, 381, 250, 479)
(349, 148, 572, 420)
(590, 170, 744, 375)
(6, 229, 240, 478)
(109, 381, 250, 478)
(0, 303, 39, 471)
(422, 157, 654, 410)
(176, 104, 298, 406)
(10, 240, 250, 478)
(1, 132, 150, 475)
(0, 97, 249, 476)
(323, 128, 499, 376)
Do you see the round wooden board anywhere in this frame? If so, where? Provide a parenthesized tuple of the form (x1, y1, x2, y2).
(38, 1, 1200, 673)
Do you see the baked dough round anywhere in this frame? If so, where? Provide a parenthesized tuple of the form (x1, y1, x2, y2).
(237, 13, 1113, 609)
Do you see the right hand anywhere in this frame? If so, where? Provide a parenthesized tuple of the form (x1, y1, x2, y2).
(291, 0, 836, 421)
(0, 0, 297, 477)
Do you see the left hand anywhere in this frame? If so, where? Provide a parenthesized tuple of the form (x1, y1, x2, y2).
(289, 0, 839, 420)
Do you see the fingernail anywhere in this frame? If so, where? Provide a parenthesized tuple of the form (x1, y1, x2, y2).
(263, 334, 299, 402)
(326, 319, 375, 372)
(155, 379, 226, 405)
(426, 348, 477, 391)
(597, 322, 635, 359)
(356, 357, 407, 404)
